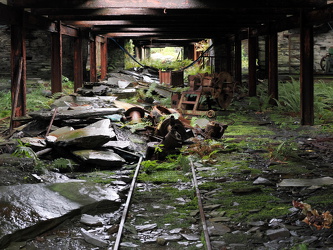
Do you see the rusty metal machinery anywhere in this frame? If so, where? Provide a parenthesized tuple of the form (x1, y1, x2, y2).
(320, 47, 333, 73)
(175, 71, 236, 117)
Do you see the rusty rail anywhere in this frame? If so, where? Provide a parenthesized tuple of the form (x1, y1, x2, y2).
(190, 159, 212, 250)
(113, 155, 143, 250)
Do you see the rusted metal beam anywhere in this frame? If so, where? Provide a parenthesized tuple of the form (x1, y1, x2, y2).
(101, 32, 216, 39)
(74, 32, 83, 91)
(248, 31, 257, 97)
(9, 0, 326, 9)
(100, 37, 108, 80)
(51, 21, 63, 93)
(33, 7, 298, 18)
(268, 30, 278, 105)
(234, 34, 242, 84)
(89, 35, 97, 82)
(226, 39, 232, 73)
(61, 25, 79, 37)
(300, 11, 314, 126)
(0, 3, 16, 24)
(10, 9, 26, 129)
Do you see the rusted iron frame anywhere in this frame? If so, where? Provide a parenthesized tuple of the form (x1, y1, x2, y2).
(89, 34, 97, 82)
(9, 58, 23, 132)
(234, 33, 242, 84)
(268, 27, 278, 105)
(248, 29, 257, 97)
(74, 31, 84, 91)
(113, 155, 143, 250)
(300, 10, 314, 126)
(100, 37, 108, 80)
(51, 21, 63, 93)
(190, 160, 212, 250)
(226, 38, 233, 74)
(10, 10, 26, 130)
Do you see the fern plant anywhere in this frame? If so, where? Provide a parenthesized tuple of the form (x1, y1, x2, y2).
(12, 139, 38, 162)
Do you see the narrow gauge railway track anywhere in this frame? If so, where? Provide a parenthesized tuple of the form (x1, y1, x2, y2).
(112, 157, 214, 250)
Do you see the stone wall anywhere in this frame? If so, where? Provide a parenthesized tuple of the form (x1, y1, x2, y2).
(257, 25, 333, 75)
(0, 25, 75, 81)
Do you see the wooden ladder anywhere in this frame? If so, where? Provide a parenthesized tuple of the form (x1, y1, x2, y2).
(177, 90, 202, 112)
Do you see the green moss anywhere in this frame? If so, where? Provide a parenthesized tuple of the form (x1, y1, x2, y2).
(305, 192, 333, 207)
(138, 170, 190, 183)
(269, 163, 311, 175)
(202, 181, 290, 222)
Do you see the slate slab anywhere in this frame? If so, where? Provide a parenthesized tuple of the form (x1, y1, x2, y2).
(278, 177, 333, 187)
(48, 119, 116, 148)
(0, 182, 120, 248)
(72, 149, 126, 167)
(29, 108, 124, 120)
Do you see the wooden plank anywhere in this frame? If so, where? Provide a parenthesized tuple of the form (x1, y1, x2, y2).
(9, 0, 326, 9)
(300, 11, 314, 125)
(51, 21, 63, 93)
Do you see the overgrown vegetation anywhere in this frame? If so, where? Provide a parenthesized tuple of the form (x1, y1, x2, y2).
(139, 154, 191, 183)
(240, 79, 333, 125)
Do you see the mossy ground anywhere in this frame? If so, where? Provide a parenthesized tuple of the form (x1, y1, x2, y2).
(131, 103, 333, 236)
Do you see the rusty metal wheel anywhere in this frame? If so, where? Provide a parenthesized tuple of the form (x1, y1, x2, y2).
(206, 110, 216, 118)
(320, 54, 329, 71)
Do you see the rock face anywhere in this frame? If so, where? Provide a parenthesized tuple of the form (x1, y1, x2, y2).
(0, 181, 121, 249)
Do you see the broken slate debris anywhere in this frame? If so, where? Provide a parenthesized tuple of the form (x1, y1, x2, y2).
(80, 228, 108, 248)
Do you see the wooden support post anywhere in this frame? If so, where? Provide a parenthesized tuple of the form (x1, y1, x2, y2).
(300, 11, 314, 125)
(248, 31, 257, 97)
(184, 44, 194, 60)
(268, 31, 278, 105)
(74, 32, 83, 91)
(213, 38, 224, 73)
(51, 21, 62, 93)
(226, 39, 232, 74)
(234, 34, 242, 84)
(144, 47, 151, 60)
(89, 35, 97, 82)
(100, 38, 108, 80)
(10, 9, 26, 129)
(135, 45, 142, 61)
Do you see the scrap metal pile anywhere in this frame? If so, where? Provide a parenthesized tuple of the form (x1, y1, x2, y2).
(3, 95, 231, 170)
(174, 71, 237, 117)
